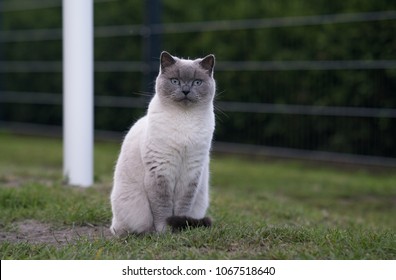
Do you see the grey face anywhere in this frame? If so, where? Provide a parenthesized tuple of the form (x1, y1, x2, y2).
(155, 51, 216, 107)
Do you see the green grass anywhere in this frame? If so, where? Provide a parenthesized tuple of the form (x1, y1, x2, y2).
(0, 132, 395, 259)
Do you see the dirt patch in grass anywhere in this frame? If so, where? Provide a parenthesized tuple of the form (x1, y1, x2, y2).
(0, 220, 114, 246)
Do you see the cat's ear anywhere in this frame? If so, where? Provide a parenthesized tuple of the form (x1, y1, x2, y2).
(199, 54, 215, 76)
(160, 51, 176, 72)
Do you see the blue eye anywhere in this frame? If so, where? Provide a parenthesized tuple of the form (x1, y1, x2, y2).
(171, 78, 180, 85)
(193, 79, 202, 86)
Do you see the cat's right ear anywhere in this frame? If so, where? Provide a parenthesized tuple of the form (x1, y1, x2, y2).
(160, 51, 176, 72)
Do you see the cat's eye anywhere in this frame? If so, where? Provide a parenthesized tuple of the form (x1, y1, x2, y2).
(193, 79, 202, 86)
(170, 78, 180, 85)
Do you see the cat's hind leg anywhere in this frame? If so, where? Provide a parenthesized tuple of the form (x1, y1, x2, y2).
(110, 184, 154, 236)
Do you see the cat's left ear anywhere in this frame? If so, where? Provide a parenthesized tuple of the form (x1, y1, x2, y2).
(200, 54, 215, 77)
(160, 51, 176, 72)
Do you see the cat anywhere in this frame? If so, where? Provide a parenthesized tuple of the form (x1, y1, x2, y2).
(110, 51, 216, 236)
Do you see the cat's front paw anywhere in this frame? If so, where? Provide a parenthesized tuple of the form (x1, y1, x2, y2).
(154, 221, 168, 233)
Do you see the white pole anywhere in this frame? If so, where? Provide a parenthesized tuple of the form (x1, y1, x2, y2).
(63, 0, 93, 187)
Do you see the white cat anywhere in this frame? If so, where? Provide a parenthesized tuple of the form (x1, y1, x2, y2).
(110, 51, 216, 236)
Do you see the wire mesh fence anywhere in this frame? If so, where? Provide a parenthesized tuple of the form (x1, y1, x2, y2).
(1, 0, 395, 166)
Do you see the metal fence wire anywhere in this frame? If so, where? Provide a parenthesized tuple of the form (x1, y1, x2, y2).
(1, 0, 396, 167)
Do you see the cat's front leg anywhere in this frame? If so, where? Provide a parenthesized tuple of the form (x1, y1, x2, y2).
(144, 173, 174, 233)
(173, 177, 200, 217)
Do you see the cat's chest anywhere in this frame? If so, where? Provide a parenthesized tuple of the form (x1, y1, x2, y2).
(145, 114, 212, 160)
(151, 111, 212, 141)
(153, 121, 209, 154)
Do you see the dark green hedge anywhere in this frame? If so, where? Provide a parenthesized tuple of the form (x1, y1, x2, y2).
(1, 0, 396, 157)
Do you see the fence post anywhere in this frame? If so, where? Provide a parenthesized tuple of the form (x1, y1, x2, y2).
(0, 0, 4, 122)
(62, 0, 93, 187)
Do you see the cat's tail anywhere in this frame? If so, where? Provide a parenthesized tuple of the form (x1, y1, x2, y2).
(166, 216, 212, 232)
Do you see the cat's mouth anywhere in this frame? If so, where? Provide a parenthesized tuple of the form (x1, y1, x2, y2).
(175, 96, 196, 104)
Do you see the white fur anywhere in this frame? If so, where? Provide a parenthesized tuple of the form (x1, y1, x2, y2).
(110, 61, 215, 235)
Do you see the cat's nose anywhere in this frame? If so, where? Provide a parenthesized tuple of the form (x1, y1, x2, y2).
(182, 85, 190, 95)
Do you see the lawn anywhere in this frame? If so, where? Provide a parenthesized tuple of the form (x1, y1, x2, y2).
(0, 132, 395, 259)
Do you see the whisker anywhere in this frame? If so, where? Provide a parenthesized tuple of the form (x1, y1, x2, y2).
(132, 91, 154, 98)
(213, 89, 228, 120)
(214, 104, 229, 123)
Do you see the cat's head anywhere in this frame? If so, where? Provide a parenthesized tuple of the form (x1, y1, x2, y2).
(155, 51, 216, 107)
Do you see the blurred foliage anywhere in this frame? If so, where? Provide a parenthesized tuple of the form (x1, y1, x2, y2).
(1, 0, 396, 156)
